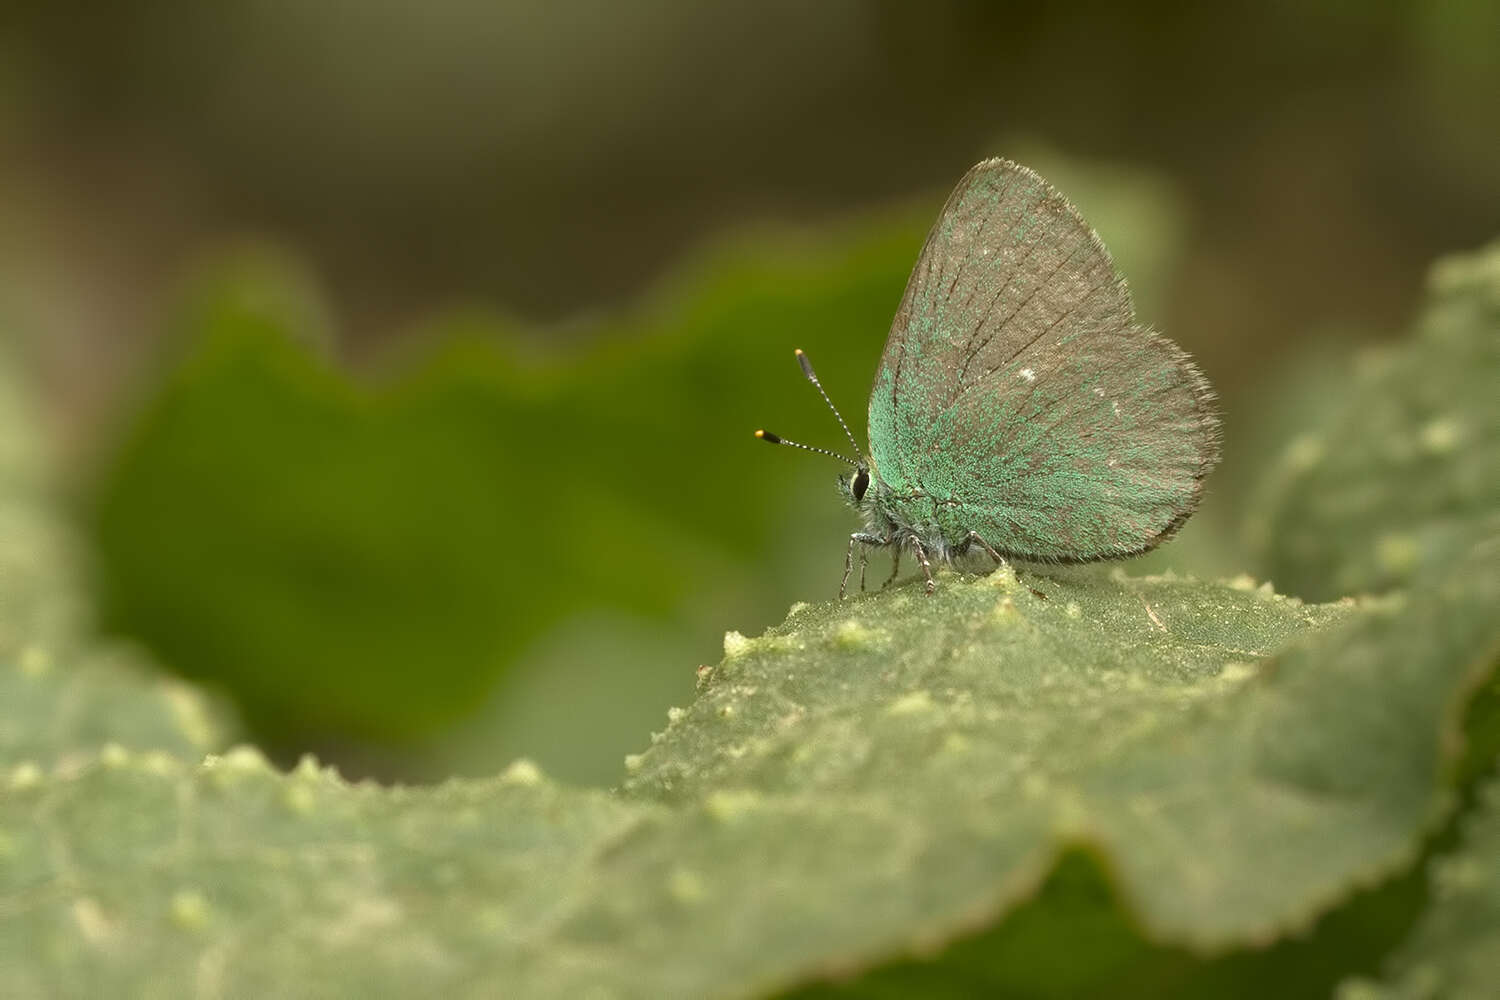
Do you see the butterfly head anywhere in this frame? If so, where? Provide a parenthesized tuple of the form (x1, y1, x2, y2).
(837, 465, 872, 508)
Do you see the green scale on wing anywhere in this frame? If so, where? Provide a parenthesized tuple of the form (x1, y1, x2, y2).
(866, 159, 1220, 563)
(756, 158, 1221, 594)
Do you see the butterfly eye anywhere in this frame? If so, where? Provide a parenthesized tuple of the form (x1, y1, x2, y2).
(852, 469, 870, 502)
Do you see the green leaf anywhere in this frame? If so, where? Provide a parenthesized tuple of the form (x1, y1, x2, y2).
(10, 219, 1499, 996)
(1249, 239, 1500, 601)
(83, 157, 1194, 779)
(1, 644, 228, 776)
(5, 545, 1496, 997)
(84, 226, 931, 760)
(0, 346, 234, 771)
(1340, 771, 1500, 1000)
(0, 750, 643, 999)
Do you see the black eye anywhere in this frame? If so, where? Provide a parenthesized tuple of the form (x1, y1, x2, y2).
(852, 469, 870, 502)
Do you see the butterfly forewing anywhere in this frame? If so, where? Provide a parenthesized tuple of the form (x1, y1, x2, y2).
(867, 159, 1220, 561)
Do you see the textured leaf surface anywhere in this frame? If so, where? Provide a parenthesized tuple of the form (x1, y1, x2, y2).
(1341, 772, 1500, 1000)
(0, 750, 644, 999)
(7, 235, 1499, 997)
(1250, 239, 1500, 601)
(5, 549, 1497, 998)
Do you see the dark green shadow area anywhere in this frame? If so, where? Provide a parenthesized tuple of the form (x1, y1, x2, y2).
(80, 158, 1207, 784)
(82, 222, 926, 777)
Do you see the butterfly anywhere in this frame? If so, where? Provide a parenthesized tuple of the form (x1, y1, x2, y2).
(757, 158, 1221, 596)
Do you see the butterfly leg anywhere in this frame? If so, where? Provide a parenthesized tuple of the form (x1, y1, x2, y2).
(842, 532, 889, 599)
(963, 531, 1005, 565)
(882, 546, 902, 589)
(911, 538, 935, 595)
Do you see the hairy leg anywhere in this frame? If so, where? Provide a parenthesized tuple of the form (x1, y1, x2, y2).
(964, 530, 1004, 564)
(842, 532, 890, 599)
(911, 538, 935, 595)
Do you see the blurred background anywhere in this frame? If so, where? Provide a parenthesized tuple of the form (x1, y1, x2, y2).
(1, 1, 1496, 785)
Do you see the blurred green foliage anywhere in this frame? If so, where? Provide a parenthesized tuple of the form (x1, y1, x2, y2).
(1248, 242, 1500, 600)
(3, 4, 1498, 993)
(6, 238, 1497, 996)
(86, 154, 1204, 781)
(1346, 773, 1500, 1000)
(86, 211, 931, 778)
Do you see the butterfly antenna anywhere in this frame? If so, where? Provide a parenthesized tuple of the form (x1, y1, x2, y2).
(753, 429, 858, 467)
(793, 349, 866, 464)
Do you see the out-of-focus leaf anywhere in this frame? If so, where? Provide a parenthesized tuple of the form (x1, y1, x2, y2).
(85, 157, 1192, 774)
(1249, 240, 1500, 601)
(1340, 771, 1500, 1000)
(0, 345, 234, 771)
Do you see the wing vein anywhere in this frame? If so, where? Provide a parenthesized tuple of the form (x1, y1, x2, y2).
(951, 232, 1090, 403)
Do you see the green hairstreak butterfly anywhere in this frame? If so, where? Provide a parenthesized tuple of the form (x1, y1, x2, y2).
(757, 158, 1220, 596)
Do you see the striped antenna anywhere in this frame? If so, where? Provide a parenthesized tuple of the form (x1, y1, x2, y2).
(794, 349, 867, 464)
(753, 429, 858, 467)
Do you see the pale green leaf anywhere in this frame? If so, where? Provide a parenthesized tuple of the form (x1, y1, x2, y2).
(1250, 240, 1500, 601)
(4, 546, 1496, 997)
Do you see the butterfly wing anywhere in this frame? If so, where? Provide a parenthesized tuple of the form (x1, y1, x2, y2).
(867, 159, 1220, 561)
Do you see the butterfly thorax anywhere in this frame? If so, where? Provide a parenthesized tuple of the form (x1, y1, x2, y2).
(840, 473, 965, 560)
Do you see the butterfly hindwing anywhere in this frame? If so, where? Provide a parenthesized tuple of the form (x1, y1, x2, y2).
(867, 159, 1220, 561)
